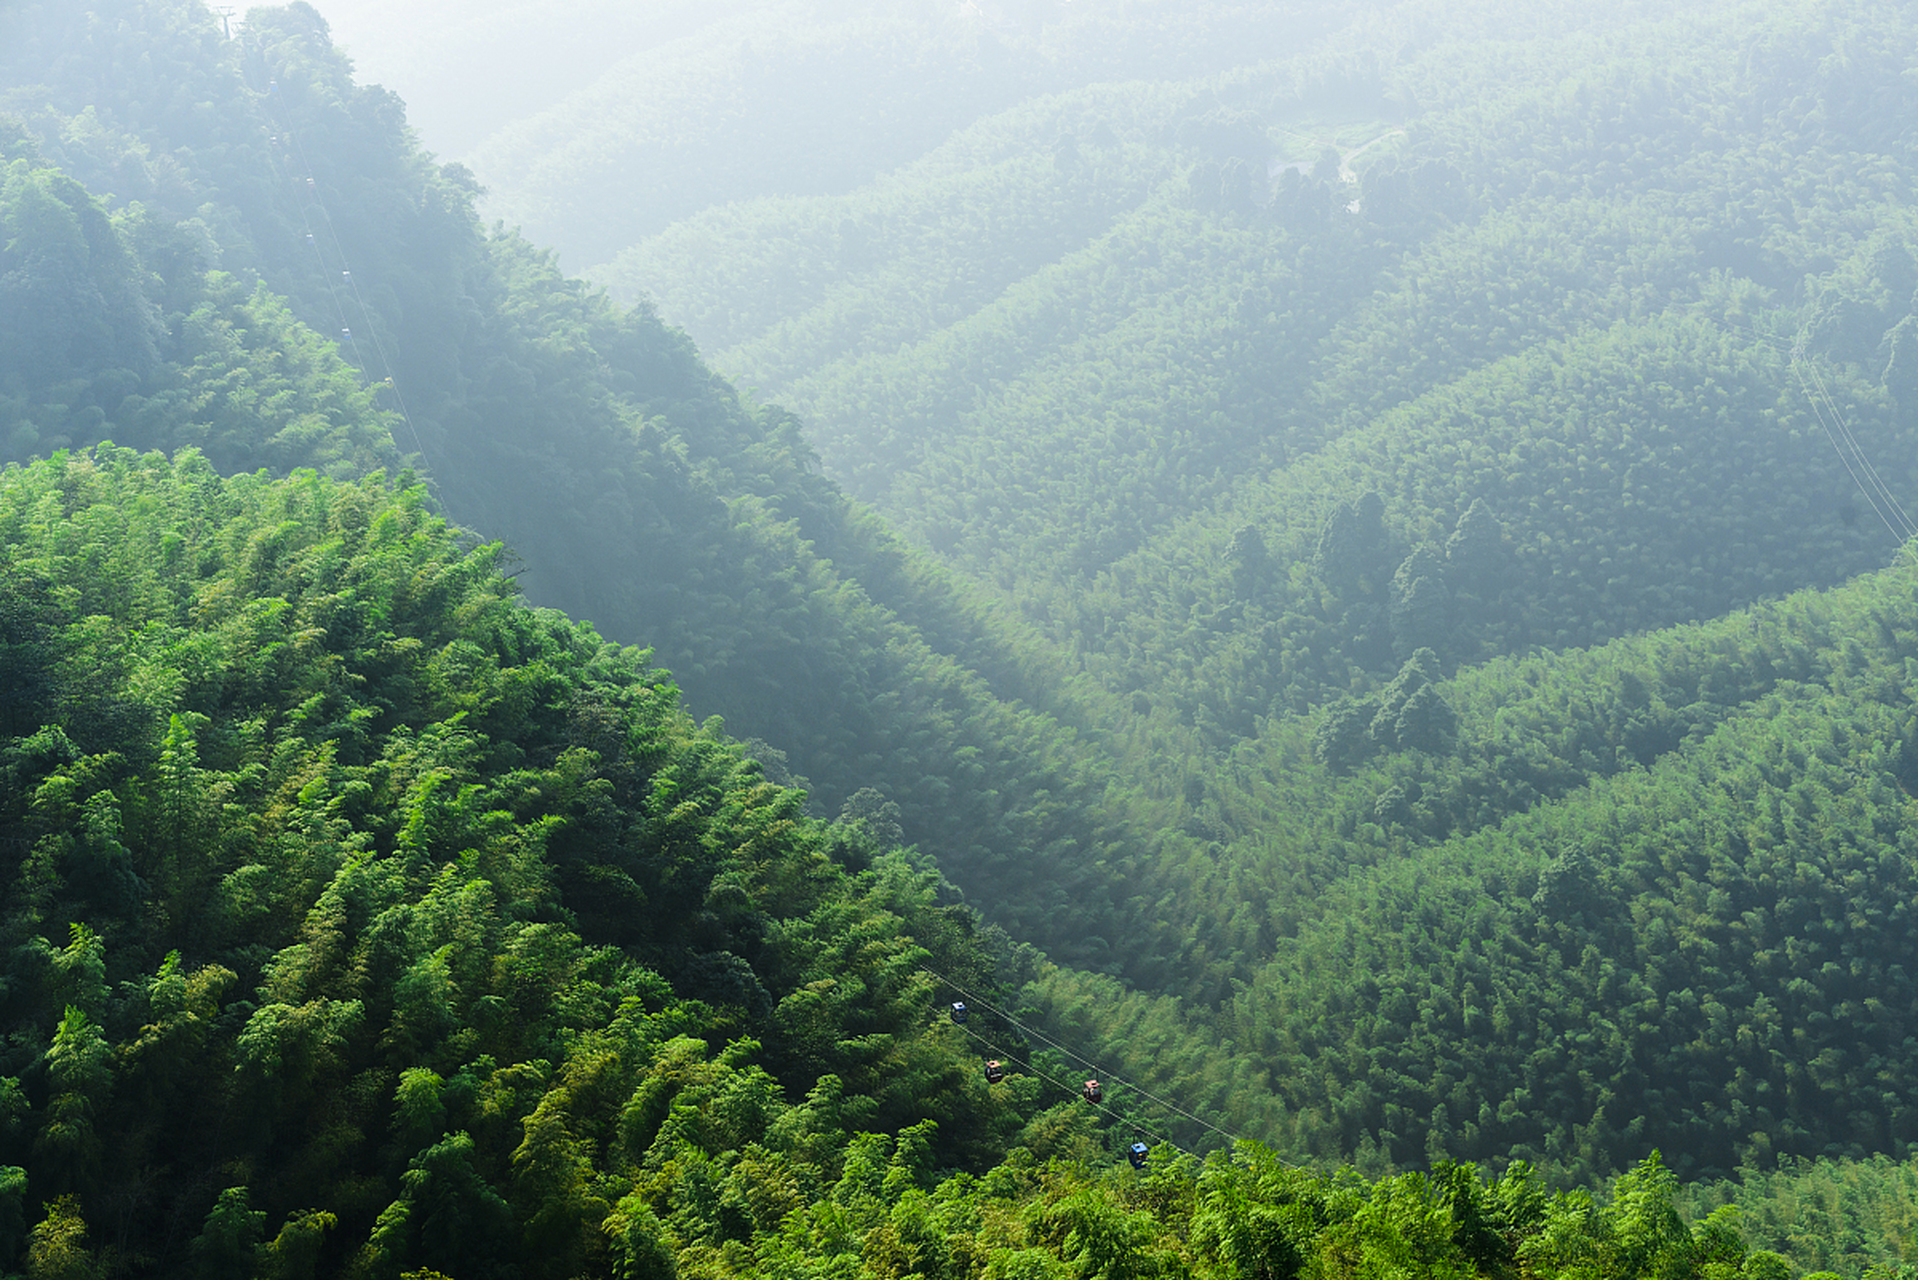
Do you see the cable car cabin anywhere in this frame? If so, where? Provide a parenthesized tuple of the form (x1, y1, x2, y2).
(1082, 1079, 1103, 1104)
(950, 1002, 968, 1025)
(984, 1060, 1006, 1084)
(1128, 1142, 1150, 1169)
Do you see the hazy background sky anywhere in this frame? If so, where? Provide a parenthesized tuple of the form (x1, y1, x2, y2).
(293, 0, 762, 157)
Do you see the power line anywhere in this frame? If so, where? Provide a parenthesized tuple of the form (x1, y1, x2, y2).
(1794, 351, 1915, 542)
(1700, 311, 1918, 558)
(1756, 318, 1914, 543)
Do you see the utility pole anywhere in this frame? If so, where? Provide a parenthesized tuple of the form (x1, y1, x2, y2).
(211, 6, 236, 39)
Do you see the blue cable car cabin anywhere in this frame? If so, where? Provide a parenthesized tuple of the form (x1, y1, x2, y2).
(950, 1002, 968, 1024)
(1128, 1142, 1150, 1169)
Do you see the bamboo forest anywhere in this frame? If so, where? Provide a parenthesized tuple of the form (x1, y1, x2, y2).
(5, 0, 1918, 1275)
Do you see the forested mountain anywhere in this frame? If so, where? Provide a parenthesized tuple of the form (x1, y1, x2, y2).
(0, 0, 1173, 978)
(9, 0, 1918, 1273)
(524, 0, 1918, 1180)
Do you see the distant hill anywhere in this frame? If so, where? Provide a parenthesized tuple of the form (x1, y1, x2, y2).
(323, 0, 1388, 268)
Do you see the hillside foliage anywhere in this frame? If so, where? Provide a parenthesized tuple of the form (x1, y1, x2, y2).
(0, 449, 1902, 1280)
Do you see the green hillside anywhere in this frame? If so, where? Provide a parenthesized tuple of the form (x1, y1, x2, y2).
(0, 447, 1007, 1272)
(9, 1, 1918, 1271)
(1028, 554, 1918, 1179)
(1, 448, 1879, 1280)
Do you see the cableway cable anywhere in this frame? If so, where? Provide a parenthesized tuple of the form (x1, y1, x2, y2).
(919, 963, 1299, 1167)
(942, 1015, 1194, 1163)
